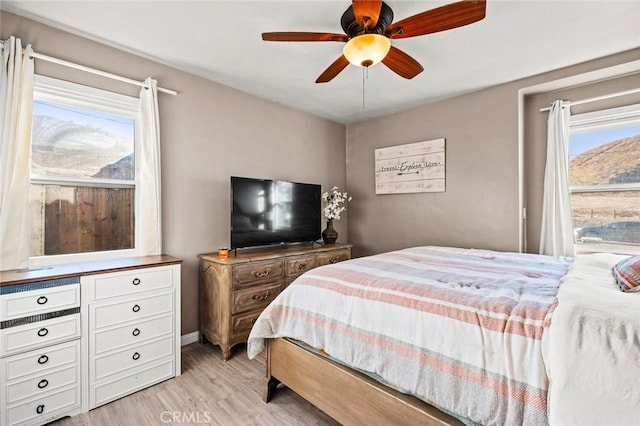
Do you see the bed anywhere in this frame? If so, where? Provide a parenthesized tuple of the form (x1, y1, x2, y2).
(247, 246, 640, 425)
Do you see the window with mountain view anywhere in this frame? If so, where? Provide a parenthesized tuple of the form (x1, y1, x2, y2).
(30, 76, 139, 258)
(569, 104, 640, 251)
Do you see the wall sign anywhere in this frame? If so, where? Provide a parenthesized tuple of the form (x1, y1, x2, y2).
(375, 138, 445, 194)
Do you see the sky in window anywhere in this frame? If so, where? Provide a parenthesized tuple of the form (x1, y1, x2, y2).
(33, 100, 134, 139)
(569, 125, 640, 160)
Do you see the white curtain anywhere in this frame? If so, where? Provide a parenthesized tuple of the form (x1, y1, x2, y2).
(0, 37, 34, 270)
(540, 100, 574, 257)
(138, 78, 162, 255)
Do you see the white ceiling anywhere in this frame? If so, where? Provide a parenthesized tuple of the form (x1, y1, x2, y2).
(3, 1, 640, 124)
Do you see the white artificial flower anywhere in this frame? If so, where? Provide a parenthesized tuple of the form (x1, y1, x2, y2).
(321, 186, 352, 220)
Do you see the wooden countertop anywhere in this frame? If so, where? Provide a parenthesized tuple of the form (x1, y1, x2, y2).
(199, 243, 352, 265)
(1, 254, 182, 286)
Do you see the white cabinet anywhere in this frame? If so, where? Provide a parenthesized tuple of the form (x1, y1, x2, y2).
(0, 256, 181, 425)
(82, 264, 181, 410)
(0, 279, 82, 426)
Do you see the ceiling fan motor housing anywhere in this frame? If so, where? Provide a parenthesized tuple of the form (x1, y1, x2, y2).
(341, 1, 394, 37)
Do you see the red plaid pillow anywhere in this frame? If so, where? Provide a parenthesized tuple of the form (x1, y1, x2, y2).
(613, 256, 640, 292)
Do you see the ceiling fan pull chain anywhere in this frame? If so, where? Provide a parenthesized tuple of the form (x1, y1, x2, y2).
(362, 67, 366, 109)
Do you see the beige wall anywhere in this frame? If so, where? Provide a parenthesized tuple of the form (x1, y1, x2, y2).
(346, 48, 640, 258)
(1, 12, 347, 335)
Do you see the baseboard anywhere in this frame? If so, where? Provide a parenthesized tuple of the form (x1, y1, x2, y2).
(181, 331, 200, 346)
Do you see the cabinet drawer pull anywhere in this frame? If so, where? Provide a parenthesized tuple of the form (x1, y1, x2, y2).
(132, 328, 141, 336)
(132, 352, 141, 361)
(251, 268, 271, 278)
(132, 304, 141, 313)
(251, 290, 272, 301)
(37, 379, 49, 389)
(37, 328, 49, 337)
(38, 355, 49, 365)
(329, 257, 340, 264)
(297, 263, 307, 272)
(36, 296, 48, 305)
(132, 278, 141, 286)
(36, 404, 45, 415)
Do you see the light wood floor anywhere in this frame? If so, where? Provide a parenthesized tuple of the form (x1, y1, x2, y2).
(55, 343, 338, 425)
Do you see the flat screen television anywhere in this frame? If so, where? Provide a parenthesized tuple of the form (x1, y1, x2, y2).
(230, 176, 322, 250)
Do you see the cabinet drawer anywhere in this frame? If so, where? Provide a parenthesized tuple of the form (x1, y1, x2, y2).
(232, 282, 281, 314)
(93, 314, 173, 355)
(232, 310, 261, 337)
(1, 314, 80, 356)
(7, 364, 78, 405)
(3, 340, 79, 382)
(92, 292, 173, 329)
(232, 260, 284, 289)
(91, 359, 174, 409)
(1, 284, 80, 321)
(93, 336, 174, 381)
(317, 249, 351, 266)
(285, 254, 317, 277)
(92, 267, 173, 301)
(6, 385, 79, 426)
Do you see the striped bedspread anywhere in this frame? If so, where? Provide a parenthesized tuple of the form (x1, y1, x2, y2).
(247, 246, 572, 425)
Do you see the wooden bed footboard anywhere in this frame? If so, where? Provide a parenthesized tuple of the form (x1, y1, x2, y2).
(263, 338, 462, 426)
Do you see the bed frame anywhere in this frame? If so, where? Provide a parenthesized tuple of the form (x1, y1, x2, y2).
(263, 338, 462, 425)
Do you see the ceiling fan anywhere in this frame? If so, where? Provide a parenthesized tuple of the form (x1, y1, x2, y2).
(262, 0, 487, 83)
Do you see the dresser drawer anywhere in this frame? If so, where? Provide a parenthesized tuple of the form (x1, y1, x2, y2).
(3, 340, 79, 383)
(317, 249, 351, 266)
(6, 364, 78, 405)
(232, 310, 261, 337)
(92, 292, 173, 329)
(232, 260, 284, 289)
(92, 267, 173, 301)
(285, 254, 317, 277)
(6, 385, 79, 426)
(232, 282, 281, 314)
(93, 314, 173, 355)
(93, 336, 174, 381)
(91, 359, 174, 409)
(1, 314, 80, 356)
(1, 284, 80, 322)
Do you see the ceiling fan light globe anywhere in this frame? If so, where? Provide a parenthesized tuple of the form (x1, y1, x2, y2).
(343, 34, 391, 67)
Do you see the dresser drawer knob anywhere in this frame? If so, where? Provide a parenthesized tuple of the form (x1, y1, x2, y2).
(251, 268, 271, 278)
(132, 304, 141, 313)
(37, 379, 49, 389)
(132, 328, 141, 337)
(132, 352, 141, 361)
(132, 278, 141, 286)
(37, 328, 49, 337)
(38, 355, 49, 365)
(329, 257, 340, 264)
(251, 290, 272, 301)
(36, 404, 45, 415)
(297, 263, 307, 272)
(36, 296, 48, 305)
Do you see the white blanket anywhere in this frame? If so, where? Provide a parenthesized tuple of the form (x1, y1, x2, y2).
(546, 253, 640, 425)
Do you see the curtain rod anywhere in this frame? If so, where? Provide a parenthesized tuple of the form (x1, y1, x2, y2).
(0, 40, 177, 96)
(539, 87, 640, 112)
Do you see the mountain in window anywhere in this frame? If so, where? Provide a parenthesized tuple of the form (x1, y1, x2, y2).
(569, 135, 640, 186)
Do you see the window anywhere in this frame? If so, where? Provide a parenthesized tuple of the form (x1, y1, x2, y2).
(30, 76, 140, 263)
(569, 103, 640, 253)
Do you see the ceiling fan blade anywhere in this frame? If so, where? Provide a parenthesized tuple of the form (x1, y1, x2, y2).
(385, 0, 486, 39)
(262, 32, 349, 42)
(316, 56, 350, 83)
(352, 0, 383, 29)
(382, 46, 424, 79)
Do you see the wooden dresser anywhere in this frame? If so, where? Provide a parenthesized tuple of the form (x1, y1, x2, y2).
(199, 243, 352, 360)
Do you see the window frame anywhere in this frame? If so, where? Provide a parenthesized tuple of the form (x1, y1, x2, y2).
(29, 75, 143, 267)
(569, 103, 640, 255)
